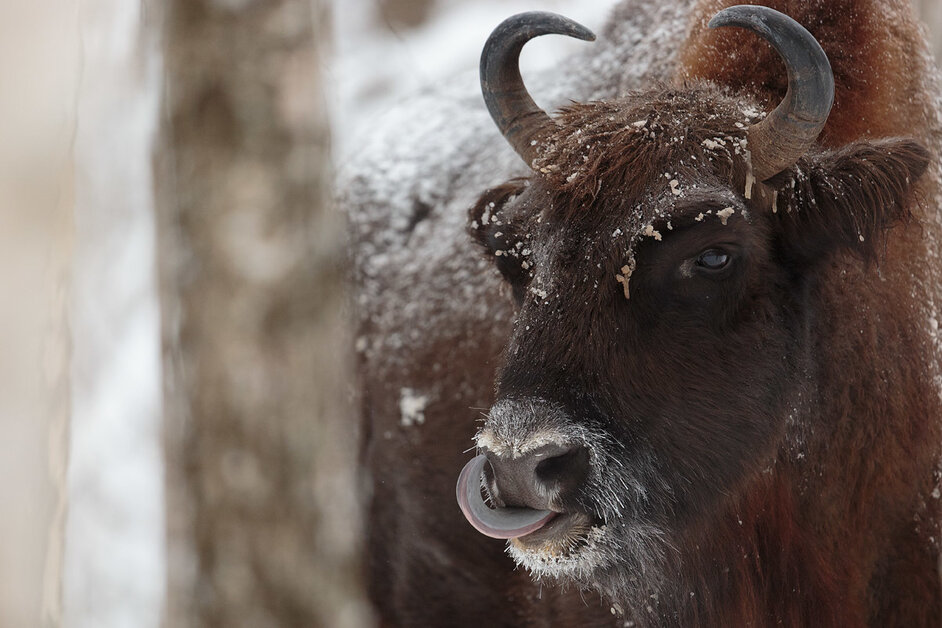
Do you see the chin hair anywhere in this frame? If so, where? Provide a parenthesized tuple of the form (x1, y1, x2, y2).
(506, 525, 613, 582)
(506, 522, 672, 600)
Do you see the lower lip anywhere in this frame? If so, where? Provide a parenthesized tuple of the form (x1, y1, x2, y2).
(512, 512, 580, 546)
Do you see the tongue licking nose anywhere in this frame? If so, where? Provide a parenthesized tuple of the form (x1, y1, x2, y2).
(455, 454, 556, 539)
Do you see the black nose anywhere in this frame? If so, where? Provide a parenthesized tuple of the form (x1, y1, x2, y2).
(484, 443, 590, 511)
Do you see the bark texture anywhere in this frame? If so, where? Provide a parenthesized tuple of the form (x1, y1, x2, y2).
(155, 1, 369, 626)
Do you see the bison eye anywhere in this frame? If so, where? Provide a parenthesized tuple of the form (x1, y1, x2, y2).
(696, 249, 730, 270)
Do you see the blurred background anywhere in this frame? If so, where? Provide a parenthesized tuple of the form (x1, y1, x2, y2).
(0, 1, 938, 627)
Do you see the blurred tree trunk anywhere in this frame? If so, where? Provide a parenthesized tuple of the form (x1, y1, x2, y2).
(154, 1, 369, 627)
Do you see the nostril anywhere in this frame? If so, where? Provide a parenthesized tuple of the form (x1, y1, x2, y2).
(483, 444, 591, 511)
(535, 446, 590, 486)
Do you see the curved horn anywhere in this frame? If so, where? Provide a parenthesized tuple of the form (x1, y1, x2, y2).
(709, 5, 834, 181)
(481, 12, 595, 169)
(456, 454, 555, 539)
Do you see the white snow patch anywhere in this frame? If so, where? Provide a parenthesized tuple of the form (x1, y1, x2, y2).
(615, 256, 636, 300)
(642, 224, 662, 240)
(740, 105, 761, 119)
(743, 148, 755, 199)
(716, 207, 735, 225)
(399, 388, 429, 427)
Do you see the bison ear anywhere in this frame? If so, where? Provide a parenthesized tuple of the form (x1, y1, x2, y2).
(769, 138, 930, 268)
(468, 178, 533, 297)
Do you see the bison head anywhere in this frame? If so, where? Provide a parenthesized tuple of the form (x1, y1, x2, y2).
(456, 5, 929, 607)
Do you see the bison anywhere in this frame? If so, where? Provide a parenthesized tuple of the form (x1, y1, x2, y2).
(348, 0, 942, 625)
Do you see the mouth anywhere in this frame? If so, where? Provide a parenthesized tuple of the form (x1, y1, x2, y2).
(458, 454, 619, 579)
(456, 454, 600, 554)
(510, 511, 597, 556)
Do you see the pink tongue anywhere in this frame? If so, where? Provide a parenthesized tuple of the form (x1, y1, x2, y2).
(456, 454, 556, 539)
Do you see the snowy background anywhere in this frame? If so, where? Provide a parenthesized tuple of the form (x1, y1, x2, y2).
(328, 0, 615, 160)
(1, 0, 938, 626)
(59, 1, 616, 626)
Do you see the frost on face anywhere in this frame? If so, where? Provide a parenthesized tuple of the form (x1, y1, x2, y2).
(716, 207, 735, 225)
(742, 147, 755, 200)
(642, 224, 662, 240)
(615, 254, 637, 300)
(740, 105, 762, 120)
(399, 387, 429, 427)
(701, 137, 725, 151)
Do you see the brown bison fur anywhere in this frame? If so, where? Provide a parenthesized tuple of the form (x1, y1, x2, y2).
(352, 0, 942, 625)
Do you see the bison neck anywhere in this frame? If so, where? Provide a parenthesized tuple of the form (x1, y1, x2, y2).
(670, 475, 858, 626)
(621, 469, 940, 627)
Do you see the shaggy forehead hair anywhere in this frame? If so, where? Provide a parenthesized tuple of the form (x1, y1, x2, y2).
(532, 84, 758, 226)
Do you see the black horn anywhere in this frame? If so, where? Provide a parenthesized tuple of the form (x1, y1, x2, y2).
(710, 5, 835, 181)
(481, 12, 595, 169)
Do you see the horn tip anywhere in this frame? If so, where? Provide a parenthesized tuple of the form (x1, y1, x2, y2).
(708, 5, 776, 31)
(556, 16, 595, 42)
(706, 14, 726, 30)
(576, 27, 597, 43)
